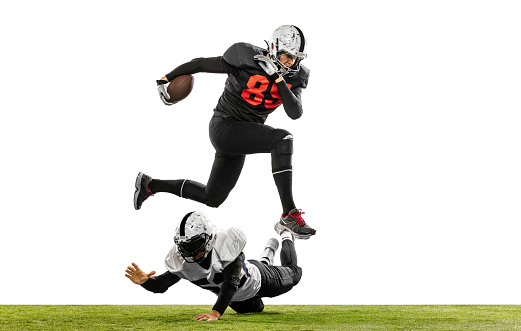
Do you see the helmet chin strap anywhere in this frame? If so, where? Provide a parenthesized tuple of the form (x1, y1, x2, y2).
(195, 251, 208, 263)
(195, 255, 206, 263)
(194, 249, 213, 266)
(182, 249, 210, 263)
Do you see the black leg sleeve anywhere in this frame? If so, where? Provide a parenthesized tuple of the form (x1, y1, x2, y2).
(271, 136, 296, 215)
(148, 179, 208, 205)
(146, 152, 244, 208)
(280, 239, 298, 267)
(205, 152, 245, 208)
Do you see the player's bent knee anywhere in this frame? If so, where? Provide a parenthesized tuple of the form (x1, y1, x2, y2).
(205, 198, 224, 208)
(292, 266, 303, 286)
(229, 296, 264, 314)
(205, 191, 228, 208)
(274, 134, 294, 155)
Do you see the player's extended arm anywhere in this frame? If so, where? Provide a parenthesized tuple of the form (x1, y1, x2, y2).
(125, 262, 180, 293)
(192, 253, 243, 321)
(156, 57, 234, 105)
(158, 57, 234, 83)
(141, 271, 181, 293)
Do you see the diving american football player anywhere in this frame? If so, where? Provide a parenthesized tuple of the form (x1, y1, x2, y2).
(125, 211, 302, 321)
(134, 25, 315, 239)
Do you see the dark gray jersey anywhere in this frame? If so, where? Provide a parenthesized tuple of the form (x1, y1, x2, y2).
(215, 42, 310, 123)
(164, 42, 310, 123)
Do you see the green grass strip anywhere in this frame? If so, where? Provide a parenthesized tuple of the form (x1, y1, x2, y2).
(1, 305, 520, 330)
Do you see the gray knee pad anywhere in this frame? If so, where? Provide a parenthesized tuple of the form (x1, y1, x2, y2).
(276, 135, 294, 155)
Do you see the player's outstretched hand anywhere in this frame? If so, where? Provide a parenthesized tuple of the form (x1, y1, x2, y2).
(125, 262, 156, 285)
(253, 55, 279, 79)
(156, 78, 175, 106)
(192, 310, 221, 321)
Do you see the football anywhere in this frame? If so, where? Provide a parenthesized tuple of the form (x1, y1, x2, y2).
(167, 75, 194, 103)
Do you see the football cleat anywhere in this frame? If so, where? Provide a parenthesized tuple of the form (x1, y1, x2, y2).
(134, 172, 153, 210)
(260, 238, 279, 266)
(274, 208, 316, 240)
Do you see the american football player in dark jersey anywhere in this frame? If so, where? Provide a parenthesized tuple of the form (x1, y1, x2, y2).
(125, 211, 302, 321)
(134, 25, 315, 239)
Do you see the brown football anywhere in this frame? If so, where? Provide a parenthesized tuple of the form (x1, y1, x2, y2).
(167, 75, 194, 103)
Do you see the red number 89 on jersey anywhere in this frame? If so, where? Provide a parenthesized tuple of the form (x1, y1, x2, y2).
(241, 75, 292, 109)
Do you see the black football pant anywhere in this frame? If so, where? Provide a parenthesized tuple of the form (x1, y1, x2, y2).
(229, 239, 302, 314)
(149, 116, 296, 214)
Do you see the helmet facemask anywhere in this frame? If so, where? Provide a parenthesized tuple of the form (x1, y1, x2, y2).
(175, 233, 212, 263)
(174, 211, 216, 263)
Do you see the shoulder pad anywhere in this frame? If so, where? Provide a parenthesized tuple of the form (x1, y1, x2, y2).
(164, 245, 184, 273)
(223, 43, 265, 69)
(213, 227, 247, 262)
(286, 64, 310, 89)
(298, 64, 310, 88)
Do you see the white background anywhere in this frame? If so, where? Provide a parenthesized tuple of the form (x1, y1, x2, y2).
(1, 0, 520, 305)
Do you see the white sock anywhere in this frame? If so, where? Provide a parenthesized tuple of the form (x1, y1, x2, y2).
(260, 248, 275, 265)
(281, 231, 293, 242)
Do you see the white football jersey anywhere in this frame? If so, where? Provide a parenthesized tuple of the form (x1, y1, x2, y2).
(164, 227, 261, 302)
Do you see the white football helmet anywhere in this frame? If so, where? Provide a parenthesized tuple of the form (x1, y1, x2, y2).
(174, 211, 217, 263)
(268, 25, 307, 77)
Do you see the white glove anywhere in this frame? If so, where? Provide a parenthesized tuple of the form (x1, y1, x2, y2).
(253, 55, 279, 78)
(157, 80, 175, 106)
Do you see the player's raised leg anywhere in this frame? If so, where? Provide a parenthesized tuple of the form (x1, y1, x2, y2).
(251, 230, 302, 298)
(134, 153, 245, 210)
(279, 231, 299, 270)
(271, 135, 316, 239)
(210, 117, 316, 238)
(260, 238, 279, 266)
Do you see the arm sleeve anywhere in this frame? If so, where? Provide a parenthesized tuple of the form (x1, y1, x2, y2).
(276, 81, 303, 120)
(212, 254, 243, 315)
(165, 56, 234, 81)
(140, 271, 181, 293)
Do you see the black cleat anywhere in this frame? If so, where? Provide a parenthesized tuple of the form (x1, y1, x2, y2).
(274, 208, 316, 240)
(134, 172, 153, 210)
